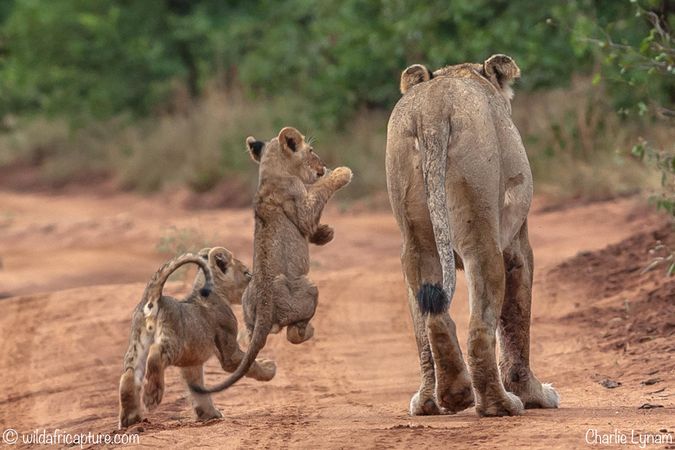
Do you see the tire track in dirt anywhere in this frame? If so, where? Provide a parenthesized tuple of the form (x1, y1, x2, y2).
(0, 191, 672, 449)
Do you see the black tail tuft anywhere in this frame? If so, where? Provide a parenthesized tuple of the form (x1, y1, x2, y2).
(417, 282, 448, 315)
(199, 286, 211, 297)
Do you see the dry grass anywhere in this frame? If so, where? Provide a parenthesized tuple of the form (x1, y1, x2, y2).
(0, 90, 387, 199)
(0, 80, 670, 205)
(513, 77, 672, 200)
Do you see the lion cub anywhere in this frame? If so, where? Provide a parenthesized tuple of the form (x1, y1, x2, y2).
(190, 127, 352, 395)
(118, 247, 276, 428)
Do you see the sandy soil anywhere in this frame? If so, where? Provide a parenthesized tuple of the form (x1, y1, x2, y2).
(0, 190, 673, 449)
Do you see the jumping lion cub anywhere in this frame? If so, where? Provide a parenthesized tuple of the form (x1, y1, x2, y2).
(191, 127, 352, 395)
(118, 247, 276, 428)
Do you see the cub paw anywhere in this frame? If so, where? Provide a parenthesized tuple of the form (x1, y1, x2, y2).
(286, 322, 314, 344)
(252, 358, 277, 381)
(309, 224, 334, 246)
(409, 391, 442, 416)
(119, 410, 142, 429)
(142, 378, 164, 410)
(476, 391, 524, 417)
(237, 328, 251, 348)
(195, 406, 223, 421)
(331, 166, 353, 189)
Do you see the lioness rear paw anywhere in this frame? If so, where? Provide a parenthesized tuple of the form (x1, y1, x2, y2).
(523, 382, 560, 409)
(409, 391, 442, 416)
(437, 385, 475, 414)
(476, 391, 524, 417)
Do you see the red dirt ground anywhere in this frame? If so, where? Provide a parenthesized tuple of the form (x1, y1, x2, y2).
(0, 190, 673, 449)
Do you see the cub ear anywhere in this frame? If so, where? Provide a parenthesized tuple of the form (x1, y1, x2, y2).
(400, 64, 433, 94)
(208, 247, 231, 273)
(246, 136, 265, 163)
(198, 247, 211, 260)
(278, 126, 303, 153)
(483, 54, 520, 99)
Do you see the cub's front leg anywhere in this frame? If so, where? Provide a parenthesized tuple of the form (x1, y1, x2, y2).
(309, 224, 334, 245)
(300, 167, 352, 239)
(311, 166, 352, 200)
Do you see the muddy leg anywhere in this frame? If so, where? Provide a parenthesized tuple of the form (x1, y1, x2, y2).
(463, 237, 524, 417)
(406, 285, 440, 415)
(499, 221, 560, 409)
(426, 312, 474, 413)
(181, 366, 223, 420)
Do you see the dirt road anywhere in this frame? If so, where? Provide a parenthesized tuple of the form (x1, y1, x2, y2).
(0, 190, 672, 449)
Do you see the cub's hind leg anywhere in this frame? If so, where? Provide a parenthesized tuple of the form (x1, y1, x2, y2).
(180, 366, 222, 421)
(215, 332, 277, 382)
(119, 368, 142, 428)
(499, 221, 559, 409)
(119, 317, 151, 428)
(143, 343, 174, 410)
(280, 275, 318, 344)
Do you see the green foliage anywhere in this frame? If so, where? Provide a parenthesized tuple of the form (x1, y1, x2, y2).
(0, 0, 213, 119)
(581, 1, 674, 218)
(572, 0, 674, 114)
(0, 0, 650, 125)
(632, 139, 675, 217)
(156, 225, 211, 256)
(156, 225, 214, 282)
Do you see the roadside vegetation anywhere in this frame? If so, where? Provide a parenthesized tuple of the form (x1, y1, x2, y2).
(0, 1, 672, 204)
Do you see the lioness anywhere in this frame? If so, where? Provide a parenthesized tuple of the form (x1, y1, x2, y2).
(386, 54, 559, 417)
(191, 127, 352, 394)
(118, 247, 276, 428)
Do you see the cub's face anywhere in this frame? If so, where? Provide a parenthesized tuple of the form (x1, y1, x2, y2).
(197, 246, 251, 304)
(246, 127, 327, 185)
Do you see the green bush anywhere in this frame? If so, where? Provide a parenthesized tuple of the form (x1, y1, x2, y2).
(0, 0, 658, 125)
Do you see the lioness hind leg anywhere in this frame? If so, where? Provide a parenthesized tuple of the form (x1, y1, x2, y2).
(181, 366, 222, 421)
(462, 235, 524, 417)
(402, 240, 473, 415)
(499, 221, 560, 409)
(425, 312, 474, 413)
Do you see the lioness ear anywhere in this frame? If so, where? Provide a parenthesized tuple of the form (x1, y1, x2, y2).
(246, 136, 265, 163)
(278, 126, 303, 153)
(483, 54, 520, 100)
(400, 64, 433, 94)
